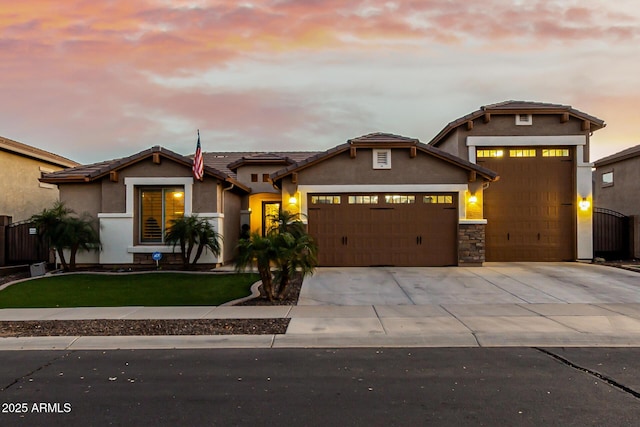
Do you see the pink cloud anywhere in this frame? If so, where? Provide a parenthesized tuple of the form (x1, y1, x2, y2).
(1, 0, 640, 163)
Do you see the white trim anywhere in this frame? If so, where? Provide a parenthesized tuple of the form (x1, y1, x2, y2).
(98, 213, 134, 219)
(459, 219, 487, 225)
(195, 212, 224, 218)
(124, 177, 193, 215)
(298, 184, 468, 193)
(298, 184, 469, 220)
(128, 245, 178, 254)
(467, 135, 587, 164)
(38, 166, 56, 189)
(515, 114, 533, 126)
(576, 164, 593, 259)
(467, 135, 586, 147)
(372, 149, 392, 169)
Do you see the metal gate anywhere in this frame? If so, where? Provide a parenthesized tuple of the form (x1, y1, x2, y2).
(5, 220, 51, 265)
(593, 207, 630, 260)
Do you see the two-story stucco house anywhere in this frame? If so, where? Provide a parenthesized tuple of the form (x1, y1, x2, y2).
(0, 135, 79, 222)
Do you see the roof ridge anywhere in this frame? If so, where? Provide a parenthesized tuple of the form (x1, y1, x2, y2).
(0, 135, 79, 167)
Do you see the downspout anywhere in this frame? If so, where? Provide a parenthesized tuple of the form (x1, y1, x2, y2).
(221, 183, 234, 214)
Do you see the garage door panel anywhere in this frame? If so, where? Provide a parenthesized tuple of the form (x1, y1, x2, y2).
(480, 147, 574, 261)
(308, 193, 458, 267)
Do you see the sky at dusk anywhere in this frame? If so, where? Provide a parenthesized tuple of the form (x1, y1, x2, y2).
(1, 0, 639, 164)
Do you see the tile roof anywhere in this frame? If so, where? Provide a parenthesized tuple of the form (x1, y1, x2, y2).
(594, 144, 640, 167)
(204, 151, 321, 178)
(428, 100, 606, 147)
(348, 132, 419, 145)
(41, 146, 250, 192)
(0, 135, 79, 168)
(270, 134, 499, 182)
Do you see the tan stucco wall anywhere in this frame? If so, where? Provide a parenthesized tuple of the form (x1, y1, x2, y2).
(296, 149, 470, 185)
(223, 191, 242, 263)
(193, 180, 220, 213)
(59, 183, 102, 219)
(101, 158, 207, 213)
(438, 114, 590, 162)
(0, 152, 67, 222)
(236, 165, 281, 194)
(594, 157, 640, 216)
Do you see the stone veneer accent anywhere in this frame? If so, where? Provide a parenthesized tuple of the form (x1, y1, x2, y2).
(458, 223, 485, 266)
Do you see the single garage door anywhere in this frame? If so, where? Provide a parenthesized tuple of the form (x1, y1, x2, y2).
(477, 147, 575, 261)
(307, 193, 458, 267)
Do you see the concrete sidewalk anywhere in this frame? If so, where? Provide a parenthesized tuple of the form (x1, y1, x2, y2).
(3, 302, 640, 350)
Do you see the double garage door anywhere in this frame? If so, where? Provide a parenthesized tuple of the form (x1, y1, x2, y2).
(307, 193, 458, 267)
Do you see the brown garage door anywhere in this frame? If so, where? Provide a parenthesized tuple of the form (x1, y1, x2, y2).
(477, 147, 575, 261)
(307, 193, 458, 267)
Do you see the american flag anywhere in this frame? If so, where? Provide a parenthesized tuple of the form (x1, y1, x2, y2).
(192, 130, 204, 181)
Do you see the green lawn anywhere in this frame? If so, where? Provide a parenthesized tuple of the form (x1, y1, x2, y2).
(0, 273, 260, 308)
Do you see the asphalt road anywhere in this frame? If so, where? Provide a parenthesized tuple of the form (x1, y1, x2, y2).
(1, 348, 639, 426)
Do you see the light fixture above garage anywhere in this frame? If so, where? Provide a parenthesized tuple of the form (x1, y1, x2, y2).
(289, 196, 297, 205)
(468, 195, 478, 204)
(579, 198, 591, 211)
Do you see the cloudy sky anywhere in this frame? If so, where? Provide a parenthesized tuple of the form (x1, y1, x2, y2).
(1, 0, 639, 164)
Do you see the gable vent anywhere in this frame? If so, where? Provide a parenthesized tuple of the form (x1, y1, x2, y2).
(516, 114, 533, 125)
(373, 149, 391, 169)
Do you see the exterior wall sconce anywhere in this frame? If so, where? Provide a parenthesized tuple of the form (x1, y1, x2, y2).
(579, 198, 591, 211)
(468, 195, 478, 204)
(288, 196, 298, 205)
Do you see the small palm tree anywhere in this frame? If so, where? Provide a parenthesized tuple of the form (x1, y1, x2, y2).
(165, 215, 222, 269)
(236, 231, 278, 300)
(30, 201, 100, 272)
(235, 210, 318, 301)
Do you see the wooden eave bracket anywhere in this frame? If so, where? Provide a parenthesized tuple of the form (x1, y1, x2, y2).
(291, 172, 298, 184)
(350, 147, 357, 158)
(466, 120, 474, 131)
(561, 112, 569, 123)
(410, 146, 417, 158)
(153, 153, 161, 164)
(468, 170, 477, 183)
(109, 171, 118, 182)
(582, 120, 591, 131)
(483, 113, 491, 124)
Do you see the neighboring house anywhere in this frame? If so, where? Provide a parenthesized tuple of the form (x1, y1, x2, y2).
(593, 144, 640, 258)
(41, 100, 606, 268)
(593, 144, 640, 216)
(0, 135, 79, 222)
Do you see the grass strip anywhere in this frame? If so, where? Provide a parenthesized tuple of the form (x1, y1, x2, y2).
(0, 273, 259, 308)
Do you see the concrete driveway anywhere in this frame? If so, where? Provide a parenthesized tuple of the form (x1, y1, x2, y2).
(298, 262, 640, 306)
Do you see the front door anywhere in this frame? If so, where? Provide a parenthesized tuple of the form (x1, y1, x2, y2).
(262, 201, 280, 236)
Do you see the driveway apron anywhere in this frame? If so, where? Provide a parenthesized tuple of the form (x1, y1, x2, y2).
(297, 262, 640, 306)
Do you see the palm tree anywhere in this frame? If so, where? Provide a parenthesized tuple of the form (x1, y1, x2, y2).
(235, 231, 278, 300)
(235, 210, 318, 301)
(30, 201, 100, 272)
(269, 210, 318, 299)
(165, 215, 222, 269)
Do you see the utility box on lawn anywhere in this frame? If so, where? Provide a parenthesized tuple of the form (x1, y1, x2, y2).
(30, 262, 46, 277)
